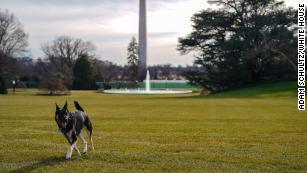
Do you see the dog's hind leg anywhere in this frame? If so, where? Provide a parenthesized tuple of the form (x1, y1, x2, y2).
(90, 134, 94, 151)
(86, 129, 94, 151)
(78, 132, 88, 153)
(84, 117, 94, 151)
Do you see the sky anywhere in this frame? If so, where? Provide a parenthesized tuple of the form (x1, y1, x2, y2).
(0, 0, 302, 66)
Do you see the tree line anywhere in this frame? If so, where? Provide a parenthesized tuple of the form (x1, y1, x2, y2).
(1, 0, 300, 94)
(0, 10, 196, 94)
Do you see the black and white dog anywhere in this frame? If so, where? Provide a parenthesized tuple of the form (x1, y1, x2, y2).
(55, 101, 94, 159)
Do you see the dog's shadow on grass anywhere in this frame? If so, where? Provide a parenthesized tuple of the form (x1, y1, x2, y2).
(9, 156, 66, 173)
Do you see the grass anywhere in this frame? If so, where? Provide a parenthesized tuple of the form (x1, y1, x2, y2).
(0, 81, 306, 173)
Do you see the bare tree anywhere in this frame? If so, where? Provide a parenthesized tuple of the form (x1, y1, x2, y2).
(42, 36, 96, 68)
(41, 36, 96, 87)
(0, 9, 28, 57)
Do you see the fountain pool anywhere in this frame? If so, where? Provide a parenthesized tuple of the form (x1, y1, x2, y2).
(103, 71, 192, 95)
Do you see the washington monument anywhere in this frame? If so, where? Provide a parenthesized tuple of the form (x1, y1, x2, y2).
(138, 0, 147, 80)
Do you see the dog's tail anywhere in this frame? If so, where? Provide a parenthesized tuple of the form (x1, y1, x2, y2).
(74, 101, 85, 112)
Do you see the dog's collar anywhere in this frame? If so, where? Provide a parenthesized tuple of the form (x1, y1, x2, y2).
(59, 128, 65, 133)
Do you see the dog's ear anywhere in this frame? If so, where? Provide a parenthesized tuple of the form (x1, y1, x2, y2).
(63, 101, 68, 110)
(55, 103, 60, 110)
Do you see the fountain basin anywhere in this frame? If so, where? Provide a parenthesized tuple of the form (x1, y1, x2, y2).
(103, 70, 192, 95)
(103, 89, 192, 95)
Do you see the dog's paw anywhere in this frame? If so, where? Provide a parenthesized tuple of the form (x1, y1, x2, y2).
(66, 147, 73, 159)
(66, 152, 72, 159)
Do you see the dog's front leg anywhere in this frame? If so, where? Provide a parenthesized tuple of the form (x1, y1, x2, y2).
(66, 142, 81, 159)
(66, 143, 74, 159)
(74, 143, 81, 156)
(65, 132, 81, 159)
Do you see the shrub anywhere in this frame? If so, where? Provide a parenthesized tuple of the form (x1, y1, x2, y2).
(39, 74, 69, 95)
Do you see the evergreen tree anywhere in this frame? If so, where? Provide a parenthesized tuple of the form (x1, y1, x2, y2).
(127, 37, 139, 86)
(178, 0, 297, 92)
(73, 54, 95, 90)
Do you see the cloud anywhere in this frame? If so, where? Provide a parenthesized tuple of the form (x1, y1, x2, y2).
(0, 0, 205, 65)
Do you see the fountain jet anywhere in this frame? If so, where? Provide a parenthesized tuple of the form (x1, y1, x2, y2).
(145, 70, 150, 92)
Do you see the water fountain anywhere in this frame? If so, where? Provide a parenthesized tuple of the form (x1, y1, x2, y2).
(103, 0, 192, 95)
(103, 70, 192, 95)
(145, 70, 150, 92)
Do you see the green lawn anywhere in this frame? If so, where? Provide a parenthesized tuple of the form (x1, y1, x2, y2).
(0, 81, 306, 173)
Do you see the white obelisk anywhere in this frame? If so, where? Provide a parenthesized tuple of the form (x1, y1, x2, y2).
(138, 0, 147, 79)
